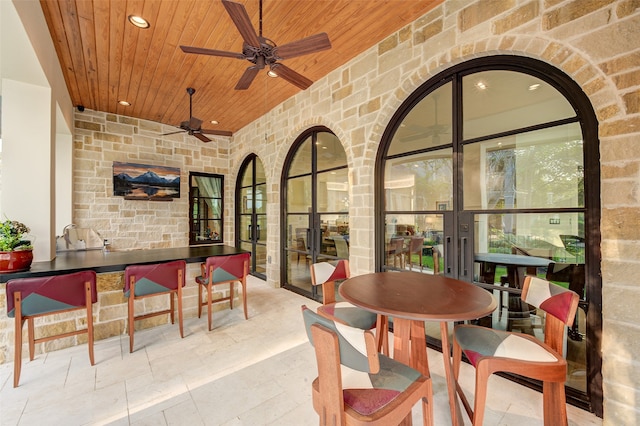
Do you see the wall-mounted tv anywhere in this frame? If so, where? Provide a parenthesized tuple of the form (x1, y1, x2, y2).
(113, 161, 180, 200)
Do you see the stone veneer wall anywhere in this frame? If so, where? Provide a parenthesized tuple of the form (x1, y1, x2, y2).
(0, 112, 237, 364)
(0, 0, 637, 423)
(225, 1, 638, 424)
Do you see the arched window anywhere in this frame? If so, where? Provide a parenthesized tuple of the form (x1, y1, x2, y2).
(377, 56, 601, 411)
(281, 127, 349, 300)
(236, 154, 267, 279)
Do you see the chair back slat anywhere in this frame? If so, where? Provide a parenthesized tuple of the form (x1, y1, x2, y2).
(6, 270, 97, 317)
(310, 260, 349, 286)
(204, 252, 250, 283)
(522, 276, 579, 326)
(124, 260, 186, 296)
(302, 306, 374, 373)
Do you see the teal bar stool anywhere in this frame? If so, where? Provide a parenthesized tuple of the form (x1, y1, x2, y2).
(6, 270, 98, 387)
(124, 260, 186, 352)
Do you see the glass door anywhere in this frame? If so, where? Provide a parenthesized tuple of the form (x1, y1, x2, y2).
(379, 58, 601, 411)
(282, 128, 349, 300)
(236, 155, 267, 279)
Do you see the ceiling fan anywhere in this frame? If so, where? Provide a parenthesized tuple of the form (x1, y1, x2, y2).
(180, 0, 331, 90)
(162, 87, 232, 142)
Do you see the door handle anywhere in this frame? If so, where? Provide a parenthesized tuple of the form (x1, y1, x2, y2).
(445, 235, 451, 274)
(256, 224, 261, 240)
(460, 237, 467, 276)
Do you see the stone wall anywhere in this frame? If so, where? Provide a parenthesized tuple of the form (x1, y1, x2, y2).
(226, 1, 639, 424)
(72, 110, 234, 249)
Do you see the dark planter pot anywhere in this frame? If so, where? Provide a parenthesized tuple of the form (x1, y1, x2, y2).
(0, 250, 34, 273)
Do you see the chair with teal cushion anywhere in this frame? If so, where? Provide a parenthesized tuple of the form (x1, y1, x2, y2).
(124, 260, 187, 352)
(302, 305, 433, 425)
(452, 276, 579, 426)
(6, 270, 98, 387)
(195, 252, 251, 331)
(310, 260, 388, 355)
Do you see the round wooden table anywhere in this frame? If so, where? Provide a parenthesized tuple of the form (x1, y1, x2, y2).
(339, 271, 497, 426)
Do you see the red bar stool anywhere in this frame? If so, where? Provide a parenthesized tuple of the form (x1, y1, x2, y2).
(195, 252, 251, 331)
(124, 260, 186, 352)
(6, 270, 97, 387)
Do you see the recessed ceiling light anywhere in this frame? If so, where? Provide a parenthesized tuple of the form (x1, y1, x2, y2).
(528, 83, 541, 91)
(267, 70, 278, 78)
(210, 120, 219, 125)
(118, 100, 131, 106)
(128, 15, 150, 29)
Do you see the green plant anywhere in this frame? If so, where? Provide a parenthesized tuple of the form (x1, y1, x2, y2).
(0, 219, 33, 251)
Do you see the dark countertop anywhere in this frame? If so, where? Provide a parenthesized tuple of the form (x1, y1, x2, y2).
(0, 245, 248, 282)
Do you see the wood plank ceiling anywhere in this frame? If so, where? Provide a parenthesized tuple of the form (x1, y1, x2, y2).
(40, 0, 441, 136)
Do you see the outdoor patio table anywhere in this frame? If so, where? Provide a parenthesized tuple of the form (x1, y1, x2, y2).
(339, 271, 497, 426)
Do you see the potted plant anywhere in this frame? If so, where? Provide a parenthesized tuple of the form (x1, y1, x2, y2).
(0, 219, 34, 273)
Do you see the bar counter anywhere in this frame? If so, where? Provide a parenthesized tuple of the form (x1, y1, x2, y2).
(0, 245, 247, 282)
(0, 245, 249, 364)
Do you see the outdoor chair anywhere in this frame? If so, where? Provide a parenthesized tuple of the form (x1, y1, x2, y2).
(302, 306, 433, 426)
(404, 236, 425, 271)
(124, 260, 186, 352)
(453, 276, 579, 425)
(196, 252, 251, 330)
(310, 259, 388, 355)
(6, 270, 97, 387)
(385, 237, 405, 269)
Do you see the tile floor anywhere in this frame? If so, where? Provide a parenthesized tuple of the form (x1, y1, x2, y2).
(0, 276, 602, 425)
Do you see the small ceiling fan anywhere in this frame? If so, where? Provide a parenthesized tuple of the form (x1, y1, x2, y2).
(180, 0, 331, 90)
(162, 87, 232, 142)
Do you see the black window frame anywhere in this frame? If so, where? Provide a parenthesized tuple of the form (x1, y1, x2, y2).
(189, 171, 224, 246)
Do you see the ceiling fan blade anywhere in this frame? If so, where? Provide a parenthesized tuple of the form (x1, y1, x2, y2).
(222, 0, 261, 47)
(274, 33, 332, 59)
(193, 132, 212, 143)
(189, 116, 203, 130)
(161, 129, 186, 136)
(235, 66, 260, 90)
(201, 128, 233, 137)
(180, 45, 244, 59)
(270, 63, 313, 90)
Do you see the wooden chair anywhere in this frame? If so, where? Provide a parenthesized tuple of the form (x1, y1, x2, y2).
(195, 252, 251, 331)
(385, 237, 405, 268)
(404, 236, 425, 271)
(6, 270, 97, 387)
(302, 306, 433, 426)
(452, 276, 579, 426)
(310, 260, 388, 355)
(124, 260, 186, 352)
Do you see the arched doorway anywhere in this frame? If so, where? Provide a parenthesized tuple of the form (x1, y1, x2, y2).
(376, 56, 602, 413)
(281, 127, 349, 300)
(236, 154, 267, 279)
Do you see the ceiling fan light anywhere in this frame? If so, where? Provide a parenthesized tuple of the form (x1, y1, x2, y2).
(128, 15, 150, 29)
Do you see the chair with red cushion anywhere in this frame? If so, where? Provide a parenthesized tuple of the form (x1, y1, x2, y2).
(124, 260, 186, 352)
(195, 252, 251, 331)
(452, 276, 579, 425)
(6, 270, 98, 387)
(310, 260, 388, 355)
(302, 306, 433, 425)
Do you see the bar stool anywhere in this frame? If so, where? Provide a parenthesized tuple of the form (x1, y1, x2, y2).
(195, 252, 251, 331)
(6, 270, 98, 387)
(124, 260, 186, 352)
